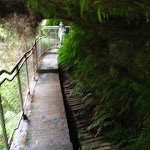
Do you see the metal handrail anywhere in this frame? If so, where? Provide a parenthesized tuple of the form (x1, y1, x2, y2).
(0, 25, 72, 149)
(0, 31, 52, 85)
(0, 49, 33, 85)
(0, 30, 53, 150)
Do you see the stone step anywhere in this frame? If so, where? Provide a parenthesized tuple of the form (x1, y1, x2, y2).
(37, 68, 58, 73)
(37, 53, 58, 73)
(47, 49, 59, 54)
(12, 143, 73, 150)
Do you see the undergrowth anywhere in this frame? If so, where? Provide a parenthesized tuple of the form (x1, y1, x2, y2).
(58, 26, 150, 150)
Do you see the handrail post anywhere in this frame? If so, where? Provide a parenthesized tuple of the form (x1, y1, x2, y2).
(48, 30, 50, 49)
(17, 67, 26, 120)
(56, 29, 58, 46)
(25, 54, 30, 95)
(0, 86, 9, 150)
(40, 36, 42, 57)
(34, 42, 38, 70)
(32, 49, 35, 75)
(38, 28, 42, 57)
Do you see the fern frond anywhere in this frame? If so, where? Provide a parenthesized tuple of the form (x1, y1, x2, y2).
(87, 113, 113, 131)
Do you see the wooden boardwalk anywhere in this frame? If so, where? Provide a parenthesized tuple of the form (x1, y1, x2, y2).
(61, 73, 115, 150)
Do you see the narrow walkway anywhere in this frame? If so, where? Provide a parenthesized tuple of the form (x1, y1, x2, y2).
(10, 49, 73, 150)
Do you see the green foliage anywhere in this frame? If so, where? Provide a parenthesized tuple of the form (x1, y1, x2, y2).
(1, 111, 21, 136)
(80, 0, 90, 18)
(0, 25, 7, 38)
(104, 122, 137, 149)
(67, 81, 88, 98)
(58, 27, 85, 70)
(78, 130, 92, 150)
(58, 23, 150, 149)
(2, 0, 150, 149)
(0, 78, 22, 149)
(0, 21, 33, 149)
(44, 19, 60, 26)
(87, 109, 113, 136)
(97, 3, 109, 23)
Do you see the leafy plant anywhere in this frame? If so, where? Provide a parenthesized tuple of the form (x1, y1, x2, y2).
(78, 130, 92, 150)
(58, 23, 150, 149)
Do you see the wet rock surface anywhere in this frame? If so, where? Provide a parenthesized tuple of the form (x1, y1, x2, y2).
(10, 49, 73, 150)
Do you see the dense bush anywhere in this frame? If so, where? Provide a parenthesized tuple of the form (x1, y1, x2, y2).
(58, 27, 150, 149)
(1, 0, 150, 149)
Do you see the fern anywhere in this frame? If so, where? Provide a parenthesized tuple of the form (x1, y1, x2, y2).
(57, 11, 150, 150)
(80, 0, 90, 18)
(97, 5, 103, 23)
(87, 110, 113, 136)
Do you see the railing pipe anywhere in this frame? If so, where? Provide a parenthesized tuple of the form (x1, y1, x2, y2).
(39, 36, 42, 57)
(16, 67, 25, 120)
(0, 48, 32, 76)
(32, 50, 35, 75)
(34, 43, 38, 70)
(0, 28, 72, 148)
(0, 87, 9, 150)
(25, 54, 30, 95)
(49, 29, 50, 49)
(8, 111, 23, 145)
(56, 30, 58, 46)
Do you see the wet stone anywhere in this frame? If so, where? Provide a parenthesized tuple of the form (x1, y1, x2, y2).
(10, 49, 73, 150)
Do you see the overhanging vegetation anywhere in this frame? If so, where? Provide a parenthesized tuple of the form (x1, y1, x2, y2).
(0, 0, 150, 149)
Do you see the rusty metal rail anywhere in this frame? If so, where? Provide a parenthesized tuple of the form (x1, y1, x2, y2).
(0, 25, 72, 150)
(0, 30, 53, 150)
